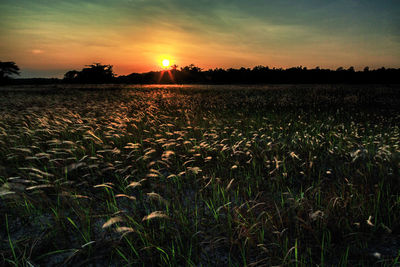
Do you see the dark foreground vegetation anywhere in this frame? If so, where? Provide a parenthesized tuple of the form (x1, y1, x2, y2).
(0, 84, 399, 266)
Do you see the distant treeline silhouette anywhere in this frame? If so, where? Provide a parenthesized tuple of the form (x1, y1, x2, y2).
(1, 61, 400, 85)
(66, 64, 400, 84)
(119, 65, 400, 84)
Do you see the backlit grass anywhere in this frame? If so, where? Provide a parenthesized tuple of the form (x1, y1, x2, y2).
(0, 84, 399, 266)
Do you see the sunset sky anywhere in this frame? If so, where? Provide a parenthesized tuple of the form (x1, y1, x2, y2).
(1, 0, 399, 78)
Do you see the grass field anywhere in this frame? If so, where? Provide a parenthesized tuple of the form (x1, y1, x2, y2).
(0, 84, 399, 266)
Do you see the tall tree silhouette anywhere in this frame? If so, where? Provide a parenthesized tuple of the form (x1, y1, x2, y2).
(0, 61, 20, 81)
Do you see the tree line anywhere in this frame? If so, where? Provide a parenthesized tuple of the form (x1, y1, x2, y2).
(1, 61, 400, 84)
(117, 65, 400, 84)
(64, 63, 400, 84)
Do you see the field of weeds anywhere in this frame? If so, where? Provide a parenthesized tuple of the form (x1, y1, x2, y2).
(0, 84, 399, 266)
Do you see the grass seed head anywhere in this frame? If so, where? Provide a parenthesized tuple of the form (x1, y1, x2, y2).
(142, 211, 170, 221)
(103, 216, 124, 228)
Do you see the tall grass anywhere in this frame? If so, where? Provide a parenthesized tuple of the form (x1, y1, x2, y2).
(0, 84, 399, 266)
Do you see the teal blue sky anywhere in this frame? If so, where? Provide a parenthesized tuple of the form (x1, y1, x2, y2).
(1, 0, 399, 77)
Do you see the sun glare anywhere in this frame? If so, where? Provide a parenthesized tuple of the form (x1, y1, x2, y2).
(162, 59, 170, 68)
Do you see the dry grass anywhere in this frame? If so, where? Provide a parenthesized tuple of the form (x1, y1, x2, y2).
(0, 84, 399, 266)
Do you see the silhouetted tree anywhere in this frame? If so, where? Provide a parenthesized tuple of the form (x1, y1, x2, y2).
(64, 70, 79, 80)
(63, 63, 115, 83)
(0, 61, 20, 81)
(181, 64, 202, 73)
(79, 63, 115, 83)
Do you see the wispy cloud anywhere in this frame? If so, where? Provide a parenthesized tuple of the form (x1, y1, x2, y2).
(31, 49, 44, 54)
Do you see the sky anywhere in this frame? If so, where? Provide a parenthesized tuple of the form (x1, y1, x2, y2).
(0, 0, 399, 78)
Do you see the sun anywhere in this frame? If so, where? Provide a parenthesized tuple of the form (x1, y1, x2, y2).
(161, 59, 170, 68)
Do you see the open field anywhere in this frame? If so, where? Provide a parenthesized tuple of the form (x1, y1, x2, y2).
(0, 84, 399, 266)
